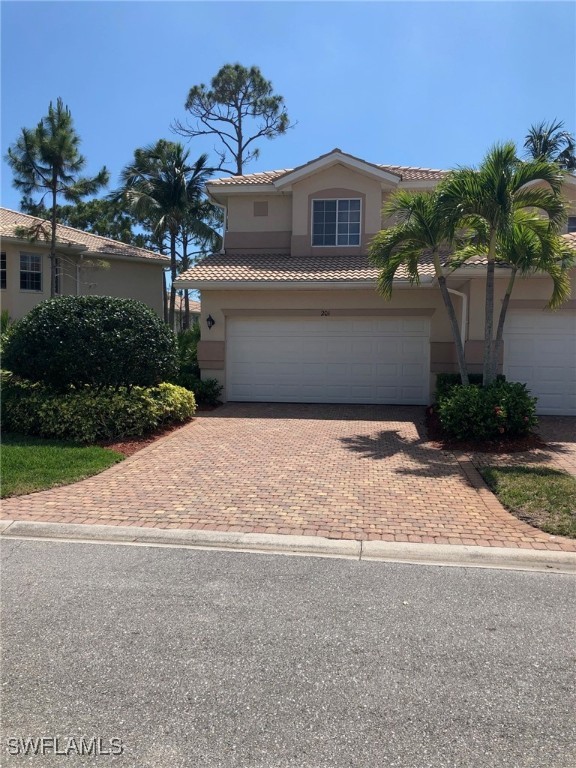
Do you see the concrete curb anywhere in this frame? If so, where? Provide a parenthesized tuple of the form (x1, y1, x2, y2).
(362, 540, 576, 572)
(1, 520, 575, 573)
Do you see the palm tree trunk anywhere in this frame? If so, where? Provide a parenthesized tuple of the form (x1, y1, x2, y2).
(50, 184, 58, 297)
(169, 231, 177, 331)
(182, 235, 190, 331)
(492, 267, 517, 382)
(483, 231, 498, 385)
(437, 274, 469, 385)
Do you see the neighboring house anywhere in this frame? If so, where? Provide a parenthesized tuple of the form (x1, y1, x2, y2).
(0, 207, 169, 319)
(175, 149, 576, 415)
(168, 292, 201, 331)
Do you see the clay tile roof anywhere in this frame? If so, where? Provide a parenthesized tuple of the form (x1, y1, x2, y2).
(377, 165, 447, 181)
(208, 162, 447, 187)
(208, 169, 292, 186)
(0, 207, 169, 263)
(176, 252, 437, 284)
(563, 231, 576, 248)
(168, 293, 201, 313)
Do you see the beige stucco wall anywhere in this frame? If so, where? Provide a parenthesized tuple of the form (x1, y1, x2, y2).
(290, 165, 390, 256)
(79, 258, 164, 315)
(197, 285, 458, 399)
(226, 195, 292, 232)
(466, 270, 576, 341)
(224, 194, 292, 252)
(221, 170, 576, 255)
(1, 241, 165, 320)
(197, 269, 575, 399)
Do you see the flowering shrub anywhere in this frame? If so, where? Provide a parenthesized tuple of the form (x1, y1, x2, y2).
(437, 381, 537, 441)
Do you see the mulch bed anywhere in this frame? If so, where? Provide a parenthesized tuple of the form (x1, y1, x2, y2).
(98, 404, 220, 457)
(97, 421, 192, 457)
(425, 406, 547, 454)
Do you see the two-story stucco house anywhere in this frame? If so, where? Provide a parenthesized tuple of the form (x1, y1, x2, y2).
(0, 207, 169, 320)
(175, 149, 576, 415)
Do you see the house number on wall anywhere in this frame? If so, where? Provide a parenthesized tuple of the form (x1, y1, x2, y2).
(320, 310, 331, 316)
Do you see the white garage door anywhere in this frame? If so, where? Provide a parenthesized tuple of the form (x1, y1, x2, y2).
(226, 316, 430, 404)
(503, 311, 576, 415)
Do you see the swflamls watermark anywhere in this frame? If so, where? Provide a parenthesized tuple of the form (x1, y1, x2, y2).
(5, 736, 124, 757)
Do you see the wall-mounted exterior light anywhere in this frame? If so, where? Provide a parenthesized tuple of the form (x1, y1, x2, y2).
(206, 314, 215, 329)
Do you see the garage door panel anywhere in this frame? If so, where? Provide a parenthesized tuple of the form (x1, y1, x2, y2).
(504, 311, 575, 416)
(226, 316, 430, 404)
(401, 386, 428, 401)
(402, 363, 426, 378)
(401, 318, 429, 335)
(401, 339, 428, 361)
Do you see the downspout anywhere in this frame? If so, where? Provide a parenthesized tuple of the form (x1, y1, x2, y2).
(447, 287, 468, 346)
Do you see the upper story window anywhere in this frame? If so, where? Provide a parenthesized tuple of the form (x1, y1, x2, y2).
(0, 252, 6, 290)
(312, 199, 361, 246)
(20, 252, 42, 291)
(568, 216, 576, 234)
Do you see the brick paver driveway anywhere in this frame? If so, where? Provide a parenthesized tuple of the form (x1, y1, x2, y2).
(2, 404, 574, 551)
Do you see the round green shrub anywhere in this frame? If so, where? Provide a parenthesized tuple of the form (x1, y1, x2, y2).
(437, 381, 538, 441)
(1, 378, 196, 443)
(3, 296, 178, 389)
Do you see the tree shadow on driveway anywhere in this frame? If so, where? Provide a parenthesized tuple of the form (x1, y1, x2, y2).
(339, 429, 466, 478)
(339, 423, 564, 479)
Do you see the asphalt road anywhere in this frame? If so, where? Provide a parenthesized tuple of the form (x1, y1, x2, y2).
(1, 538, 575, 768)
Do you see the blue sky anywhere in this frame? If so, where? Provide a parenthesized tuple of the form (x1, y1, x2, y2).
(2, 1, 575, 212)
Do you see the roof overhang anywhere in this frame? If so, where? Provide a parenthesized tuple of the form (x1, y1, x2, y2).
(206, 183, 278, 199)
(398, 179, 440, 190)
(0, 235, 87, 253)
(174, 278, 435, 291)
(273, 150, 401, 191)
(82, 250, 169, 265)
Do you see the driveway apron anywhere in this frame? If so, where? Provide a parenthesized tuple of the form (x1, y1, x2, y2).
(1, 404, 574, 551)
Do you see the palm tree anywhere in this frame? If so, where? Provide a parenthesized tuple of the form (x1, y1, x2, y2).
(450, 210, 575, 381)
(438, 143, 566, 384)
(119, 140, 212, 328)
(177, 200, 222, 329)
(524, 120, 576, 171)
(6, 98, 109, 296)
(369, 190, 470, 384)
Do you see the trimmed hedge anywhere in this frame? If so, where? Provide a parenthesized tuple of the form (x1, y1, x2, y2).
(1, 377, 196, 443)
(435, 372, 506, 402)
(2, 296, 178, 390)
(190, 377, 223, 407)
(437, 381, 538, 441)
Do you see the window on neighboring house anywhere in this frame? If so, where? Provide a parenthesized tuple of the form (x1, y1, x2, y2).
(0, 252, 6, 289)
(312, 199, 361, 246)
(20, 252, 42, 291)
(568, 216, 576, 234)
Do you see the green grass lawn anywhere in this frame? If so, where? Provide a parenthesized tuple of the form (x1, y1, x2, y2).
(1, 434, 123, 498)
(480, 465, 576, 539)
